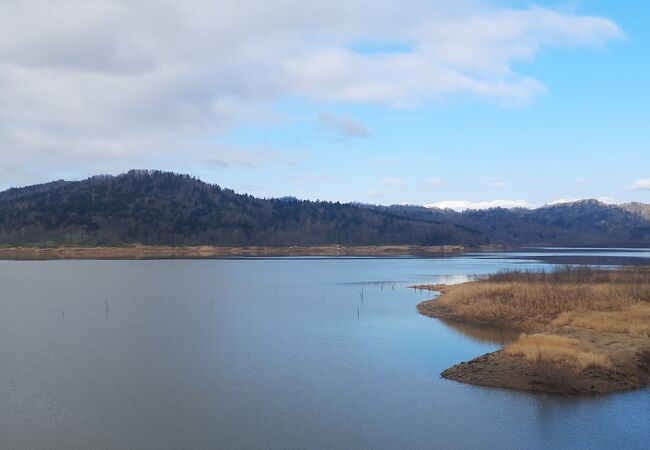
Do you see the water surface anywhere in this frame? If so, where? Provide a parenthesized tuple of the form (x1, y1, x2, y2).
(1, 250, 649, 449)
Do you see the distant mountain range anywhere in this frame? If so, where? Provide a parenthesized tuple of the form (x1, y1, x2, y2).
(1, 170, 649, 247)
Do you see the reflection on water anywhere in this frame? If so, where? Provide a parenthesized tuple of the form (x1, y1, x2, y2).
(438, 318, 521, 345)
(533, 255, 650, 266)
(0, 250, 648, 450)
(476, 248, 650, 268)
(425, 273, 472, 285)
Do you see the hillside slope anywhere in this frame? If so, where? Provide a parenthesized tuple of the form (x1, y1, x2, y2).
(0, 170, 482, 246)
(380, 200, 650, 247)
(1, 170, 649, 247)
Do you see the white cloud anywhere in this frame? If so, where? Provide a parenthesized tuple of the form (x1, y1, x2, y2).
(426, 177, 446, 186)
(485, 178, 507, 188)
(0, 1, 623, 185)
(381, 178, 405, 187)
(202, 147, 296, 168)
(285, 175, 338, 182)
(368, 189, 387, 197)
(427, 199, 532, 211)
(317, 112, 369, 139)
(632, 179, 650, 191)
(370, 157, 401, 166)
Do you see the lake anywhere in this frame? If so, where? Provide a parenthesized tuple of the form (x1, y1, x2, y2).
(1, 249, 649, 449)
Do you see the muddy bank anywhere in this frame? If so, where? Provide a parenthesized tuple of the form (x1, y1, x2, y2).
(438, 328, 650, 395)
(440, 349, 649, 395)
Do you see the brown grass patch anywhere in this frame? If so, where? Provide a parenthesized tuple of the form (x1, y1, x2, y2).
(431, 266, 650, 329)
(505, 333, 612, 370)
(553, 303, 650, 337)
(417, 267, 650, 393)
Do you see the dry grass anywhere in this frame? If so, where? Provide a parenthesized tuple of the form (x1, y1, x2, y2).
(419, 267, 650, 392)
(433, 267, 650, 329)
(553, 303, 650, 337)
(505, 333, 612, 370)
(487, 266, 650, 288)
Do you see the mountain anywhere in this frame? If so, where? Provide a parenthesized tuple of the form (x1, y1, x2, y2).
(0, 170, 482, 246)
(0, 170, 648, 247)
(377, 199, 650, 247)
(622, 202, 650, 220)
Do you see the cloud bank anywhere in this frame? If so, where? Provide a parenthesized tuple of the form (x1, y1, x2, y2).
(0, 0, 623, 185)
(632, 179, 650, 191)
(317, 113, 369, 139)
(381, 178, 405, 187)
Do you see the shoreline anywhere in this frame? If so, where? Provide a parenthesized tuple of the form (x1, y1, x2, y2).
(0, 244, 504, 260)
(413, 280, 650, 395)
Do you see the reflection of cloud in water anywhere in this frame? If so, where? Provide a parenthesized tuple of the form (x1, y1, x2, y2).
(434, 274, 472, 285)
(413, 274, 473, 284)
(338, 274, 483, 288)
(335, 280, 405, 286)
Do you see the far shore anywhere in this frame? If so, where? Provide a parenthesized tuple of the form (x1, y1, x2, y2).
(412, 267, 650, 395)
(0, 243, 505, 260)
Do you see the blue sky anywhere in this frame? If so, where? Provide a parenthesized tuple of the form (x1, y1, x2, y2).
(1, 0, 648, 209)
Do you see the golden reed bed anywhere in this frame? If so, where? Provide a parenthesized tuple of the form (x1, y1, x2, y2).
(413, 267, 650, 394)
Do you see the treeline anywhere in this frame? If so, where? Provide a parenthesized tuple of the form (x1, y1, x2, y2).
(1, 170, 649, 247)
(376, 200, 650, 247)
(0, 170, 483, 246)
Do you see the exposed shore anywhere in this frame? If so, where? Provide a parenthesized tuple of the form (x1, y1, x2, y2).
(0, 244, 504, 260)
(412, 268, 650, 395)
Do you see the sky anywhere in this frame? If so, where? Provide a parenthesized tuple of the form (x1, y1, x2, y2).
(0, 0, 648, 209)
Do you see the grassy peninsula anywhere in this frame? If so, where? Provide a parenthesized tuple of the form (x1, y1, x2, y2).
(413, 267, 650, 394)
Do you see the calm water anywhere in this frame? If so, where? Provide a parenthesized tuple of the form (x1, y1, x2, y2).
(1, 250, 649, 449)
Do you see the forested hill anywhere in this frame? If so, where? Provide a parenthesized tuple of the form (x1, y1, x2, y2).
(376, 201, 650, 247)
(0, 170, 648, 247)
(0, 170, 481, 246)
